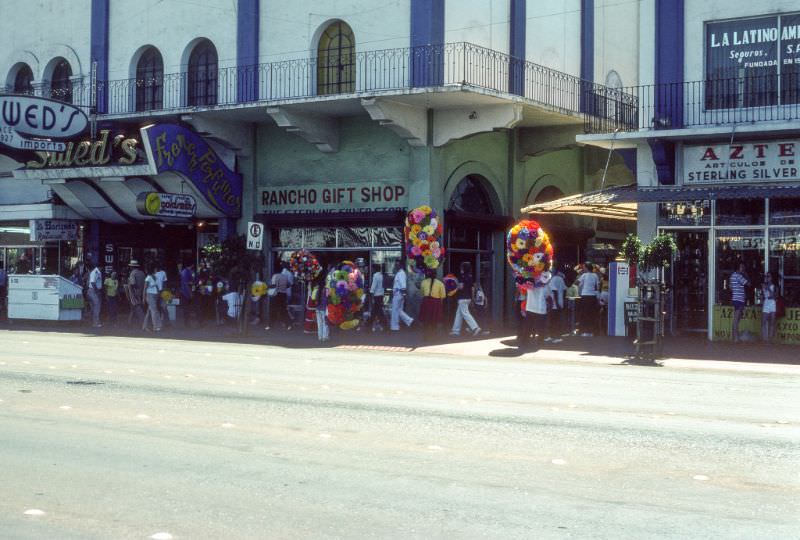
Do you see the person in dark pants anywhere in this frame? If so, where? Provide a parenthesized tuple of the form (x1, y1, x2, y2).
(518, 276, 553, 350)
(178, 262, 196, 327)
(574, 262, 599, 337)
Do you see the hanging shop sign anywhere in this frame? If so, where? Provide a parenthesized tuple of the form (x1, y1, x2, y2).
(260, 181, 408, 215)
(136, 192, 197, 219)
(684, 140, 800, 184)
(24, 129, 140, 169)
(1, 94, 88, 138)
(29, 219, 79, 241)
(140, 124, 243, 218)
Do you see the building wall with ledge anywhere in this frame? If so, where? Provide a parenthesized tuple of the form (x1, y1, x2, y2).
(0, 0, 91, 87)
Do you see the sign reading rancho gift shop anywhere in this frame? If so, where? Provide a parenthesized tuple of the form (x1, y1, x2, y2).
(260, 181, 408, 215)
(685, 140, 799, 184)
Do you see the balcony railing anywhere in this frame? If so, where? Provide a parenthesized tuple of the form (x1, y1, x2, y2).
(585, 73, 800, 134)
(28, 42, 632, 130)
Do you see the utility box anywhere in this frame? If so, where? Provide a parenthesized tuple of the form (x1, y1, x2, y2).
(7, 274, 84, 321)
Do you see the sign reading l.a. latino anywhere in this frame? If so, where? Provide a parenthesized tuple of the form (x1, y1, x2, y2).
(684, 140, 799, 184)
(260, 181, 408, 214)
(136, 192, 197, 218)
(0, 94, 88, 138)
(29, 219, 79, 241)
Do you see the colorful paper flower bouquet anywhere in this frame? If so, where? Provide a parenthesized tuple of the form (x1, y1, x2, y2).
(506, 219, 554, 288)
(404, 205, 445, 274)
(325, 260, 366, 330)
(289, 249, 322, 281)
(443, 273, 459, 297)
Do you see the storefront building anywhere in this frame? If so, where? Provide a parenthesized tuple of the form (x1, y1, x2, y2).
(1, 0, 640, 321)
(578, 1, 800, 344)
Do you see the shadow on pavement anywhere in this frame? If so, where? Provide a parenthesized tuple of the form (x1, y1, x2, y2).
(0, 319, 797, 365)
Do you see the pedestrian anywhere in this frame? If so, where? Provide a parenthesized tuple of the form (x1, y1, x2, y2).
(143, 264, 162, 332)
(761, 272, 777, 343)
(154, 263, 170, 325)
(221, 284, 242, 324)
(87, 259, 103, 328)
(127, 260, 146, 326)
(313, 274, 329, 342)
(390, 260, 414, 331)
(104, 271, 119, 325)
(730, 262, 749, 343)
(268, 263, 293, 330)
(178, 261, 195, 327)
(545, 268, 566, 343)
(450, 261, 482, 337)
(367, 262, 387, 332)
(518, 271, 553, 350)
(418, 269, 445, 341)
(574, 261, 599, 337)
(0, 262, 7, 320)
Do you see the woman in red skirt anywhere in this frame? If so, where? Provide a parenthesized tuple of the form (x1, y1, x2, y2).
(418, 269, 446, 341)
(303, 282, 318, 334)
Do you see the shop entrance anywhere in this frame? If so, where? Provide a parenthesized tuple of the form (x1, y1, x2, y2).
(663, 230, 709, 334)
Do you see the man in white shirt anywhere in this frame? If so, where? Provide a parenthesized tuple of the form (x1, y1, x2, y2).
(518, 272, 552, 349)
(87, 259, 103, 328)
(545, 269, 567, 343)
(390, 261, 414, 331)
(575, 262, 599, 337)
(367, 263, 387, 332)
(222, 289, 242, 320)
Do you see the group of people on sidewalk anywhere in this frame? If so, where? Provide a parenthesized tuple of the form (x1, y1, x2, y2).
(516, 261, 611, 350)
(277, 259, 490, 343)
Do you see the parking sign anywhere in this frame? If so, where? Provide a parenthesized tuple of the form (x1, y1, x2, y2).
(246, 221, 263, 250)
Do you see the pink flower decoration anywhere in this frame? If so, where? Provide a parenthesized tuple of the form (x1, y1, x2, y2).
(411, 246, 422, 256)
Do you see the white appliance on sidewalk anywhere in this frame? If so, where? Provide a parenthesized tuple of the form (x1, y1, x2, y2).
(7, 274, 84, 321)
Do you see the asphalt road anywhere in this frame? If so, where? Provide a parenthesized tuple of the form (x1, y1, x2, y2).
(0, 329, 798, 539)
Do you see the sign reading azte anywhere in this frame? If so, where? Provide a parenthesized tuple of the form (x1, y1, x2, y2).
(261, 182, 408, 214)
(685, 140, 799, 184)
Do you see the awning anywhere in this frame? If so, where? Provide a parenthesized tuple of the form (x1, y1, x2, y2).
(522, 183, 800, 221)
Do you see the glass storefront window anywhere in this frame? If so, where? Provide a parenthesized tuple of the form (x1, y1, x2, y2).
(304, 228, 336, 249)
(373, 227, 403, 247)
(715, 198, 765, 226)
(715, 229, 765, 305)
(338, 227, 371, 248)
(658, 201, 711, 226)
(449, 226, 478, 249)
(769, 198, 800, 225)
(769, 228, 800, 307)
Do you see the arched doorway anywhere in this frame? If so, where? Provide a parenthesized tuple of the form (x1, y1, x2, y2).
(445, 174, 508, 327)
(526, 182, 595, 275)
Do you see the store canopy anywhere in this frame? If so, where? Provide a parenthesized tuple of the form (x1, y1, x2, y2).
(522, 183, 800, 221)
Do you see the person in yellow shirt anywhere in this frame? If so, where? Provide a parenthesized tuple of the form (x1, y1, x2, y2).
(103, 271, 119, 325)
(418, 269, 446, 341)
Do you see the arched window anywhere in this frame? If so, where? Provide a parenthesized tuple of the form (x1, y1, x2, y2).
(188, 39, 218, 106)
(448, 175, 495, 215)
(135, 47, 163, 111)
(317, 21, 355, 95)
(50, 59, 73, 103)
(13, 64, 34, 95)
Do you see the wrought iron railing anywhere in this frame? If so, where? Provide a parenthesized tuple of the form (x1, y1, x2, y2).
(585, 73, 800, 133)
(17, 42, 632, 130)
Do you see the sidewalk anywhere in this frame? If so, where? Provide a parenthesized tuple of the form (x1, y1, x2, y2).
(1, 318, 797, 368)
